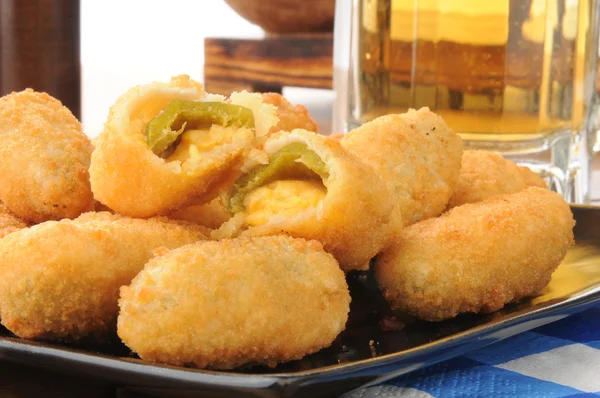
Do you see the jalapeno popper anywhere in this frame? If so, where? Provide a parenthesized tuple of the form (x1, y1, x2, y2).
(0, 89, 94, 223)
(169, 92, 321, 230)
(216, 129, 403, 271)
(118, 236, 350, 369)
(90, 75, 278, 218)
(341, 107, 463, 226)
(0, 212, 207, 341)
(375, 187, 574, 321)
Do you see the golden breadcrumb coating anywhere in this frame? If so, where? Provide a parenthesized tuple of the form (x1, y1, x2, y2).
(0, 212, 207, 341)
(375, 187, 575, 321)
(341, 108, 463, 226)
(118, 236, 350, 369)
(262, 93, 319, 134)
(447, 150, 547, 209)
(168, 197, 232, 230)
(326, 133, 344, 142)
(220, 129, 403, 271)
(90, 75, 278, 218)
(0, 89, 94, 223)
(0, 203, 28, 238)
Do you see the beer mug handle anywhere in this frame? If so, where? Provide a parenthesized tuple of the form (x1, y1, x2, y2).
(332, 0, 358, 133)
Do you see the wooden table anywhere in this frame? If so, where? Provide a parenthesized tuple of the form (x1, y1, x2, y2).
(204, 34, 333, 95)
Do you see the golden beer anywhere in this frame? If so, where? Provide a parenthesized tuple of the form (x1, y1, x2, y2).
(354, 0, 599, 141)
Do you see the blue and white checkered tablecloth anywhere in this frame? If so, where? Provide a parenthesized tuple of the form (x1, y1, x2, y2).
(344, 306, 600, 398)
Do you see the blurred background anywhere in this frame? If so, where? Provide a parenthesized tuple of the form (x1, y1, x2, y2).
(82, 1, 260, 137)
(80, 0, 333, 137)
(0, 0, 334, 137)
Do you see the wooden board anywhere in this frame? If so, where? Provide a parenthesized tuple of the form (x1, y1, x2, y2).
(204, 34, 333, 95)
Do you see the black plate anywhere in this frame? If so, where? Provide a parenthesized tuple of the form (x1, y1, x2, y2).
(1, 205, 600, 398)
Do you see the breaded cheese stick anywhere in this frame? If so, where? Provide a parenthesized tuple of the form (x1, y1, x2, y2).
(118, 236, 350, 369)
(0, 89, 94, 223)
(375, 187, 575, 321)
(341, 107, 463, 225)
(0, 212, 207, 341)
(446, 150, 547, 209)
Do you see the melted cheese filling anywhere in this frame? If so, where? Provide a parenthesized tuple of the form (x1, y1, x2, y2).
(243, 179, 326, 226)
(166, 125, 237, 162)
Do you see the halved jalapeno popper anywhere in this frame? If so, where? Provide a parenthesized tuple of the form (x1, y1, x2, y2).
(90, 75, 278, 218)
(217, 129, 403, 272)
(167, 93, 321, 230)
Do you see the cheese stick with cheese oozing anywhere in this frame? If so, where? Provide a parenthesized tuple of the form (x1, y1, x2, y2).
(341, 108, 463, 226)
(90, 75, 279, 218)
(217, 129, 403, 272)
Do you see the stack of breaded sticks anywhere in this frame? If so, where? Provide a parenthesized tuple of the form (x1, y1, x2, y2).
(0, 75, 574, 370)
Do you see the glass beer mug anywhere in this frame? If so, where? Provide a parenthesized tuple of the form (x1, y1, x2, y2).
(333, 0, 600, 203)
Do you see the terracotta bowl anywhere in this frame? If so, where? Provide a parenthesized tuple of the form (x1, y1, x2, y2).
(224, 0, 335, 33)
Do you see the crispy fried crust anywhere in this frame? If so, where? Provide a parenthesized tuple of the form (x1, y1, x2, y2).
(0, 203, 28, 238)
(375, 187, 575, 321)
(0, 89, 94, 223)
(118, 236, 350, 369)
(447, 150, 547, 209)
(326, 133, 344, 142)
(168, 197, 232, 230)
(226, 129, 403, 271)
(0, 212, 207, 340)
(262, 93, 319, 134)
(341, 108, 463, 226)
